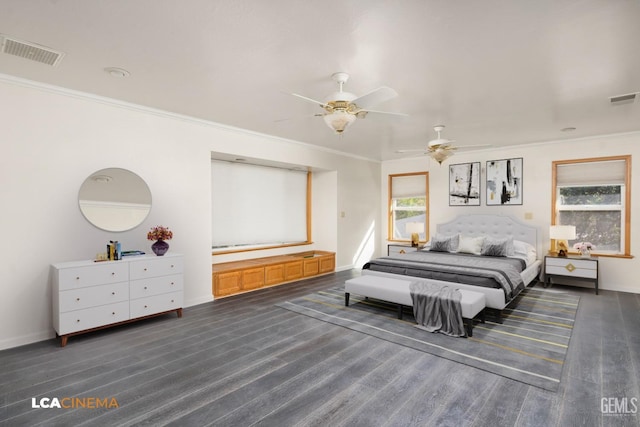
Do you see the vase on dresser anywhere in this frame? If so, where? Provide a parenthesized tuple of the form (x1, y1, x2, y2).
(151, 239, 169, 256)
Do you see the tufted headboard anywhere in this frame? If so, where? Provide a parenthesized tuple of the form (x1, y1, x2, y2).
(436, 214, 538, 248)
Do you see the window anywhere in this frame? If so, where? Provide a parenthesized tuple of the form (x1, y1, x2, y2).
(552, 156, 631, 256)
(211, 160, 311, 253)
(388, 172, 429, 242)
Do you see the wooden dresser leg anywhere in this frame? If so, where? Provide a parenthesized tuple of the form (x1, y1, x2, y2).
(177, 308, 183, 318)
(60, 335, 68, 347)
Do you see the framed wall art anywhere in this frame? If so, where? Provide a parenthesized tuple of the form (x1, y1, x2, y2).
(486, 158, 523, 205)
(449, 162, 481, 206)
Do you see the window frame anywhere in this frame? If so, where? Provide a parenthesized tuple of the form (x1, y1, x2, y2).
(551, 155, 632, 258)
(387, 171, 429, 243)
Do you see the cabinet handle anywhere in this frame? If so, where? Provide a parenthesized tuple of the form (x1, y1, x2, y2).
(171, 264, 174, 268)
(76, 319, 80, 323)
(112, 312, 115, 315)
(144, 305, 148, 308)
(112, 292, 115, 295)
(76, 298, 80, 301)
(76, 276, 80, 280)
(171, 299, 174, 303)
(170, 282, 174, 285)
(144, 268, 148, 271)
(144, 286, 148, 290)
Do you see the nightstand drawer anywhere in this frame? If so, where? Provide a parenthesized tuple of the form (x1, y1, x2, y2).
(546, 257, 597, 279)
(388, 245, 420, 256)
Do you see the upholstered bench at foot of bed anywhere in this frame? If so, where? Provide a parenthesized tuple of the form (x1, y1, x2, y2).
(344, 275, 486, 337)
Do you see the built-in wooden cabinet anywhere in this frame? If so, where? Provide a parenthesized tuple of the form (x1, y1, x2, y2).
(212, 251, 335, 298)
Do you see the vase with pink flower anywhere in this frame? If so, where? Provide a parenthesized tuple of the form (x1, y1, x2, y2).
(147, 225, 173, 256)
(573, 241, 595, 258)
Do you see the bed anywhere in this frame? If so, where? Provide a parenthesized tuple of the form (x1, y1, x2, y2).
(362, 214, 542, 313)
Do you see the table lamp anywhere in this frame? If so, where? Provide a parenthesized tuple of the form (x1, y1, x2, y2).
(549, 225, 576, 257)
(406, 222, 425, 247)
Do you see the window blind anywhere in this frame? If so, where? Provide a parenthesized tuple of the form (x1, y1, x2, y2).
(391, 174, 426, 198)
(556, 160, 626, 186)
(211, 160, 308, 248)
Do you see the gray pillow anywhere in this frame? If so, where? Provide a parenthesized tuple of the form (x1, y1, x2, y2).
(481, 237, 511, 257)
(429, 234, 459, 252)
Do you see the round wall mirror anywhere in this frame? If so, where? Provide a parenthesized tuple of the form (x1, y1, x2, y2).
(78, 168, 152, 232)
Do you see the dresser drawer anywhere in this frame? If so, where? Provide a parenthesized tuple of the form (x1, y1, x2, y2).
(58, 282, 129, 312)
(130, 274, 183, 299)
(57, 301, 129, 335)
(130, 291, 183, 319)
(57, 263, 129, 290)
(129, 257, 183, 280)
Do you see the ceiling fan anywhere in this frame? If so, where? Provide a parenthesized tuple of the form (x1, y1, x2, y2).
(396, 125, 489, 164)
(289, 72, 407, 134)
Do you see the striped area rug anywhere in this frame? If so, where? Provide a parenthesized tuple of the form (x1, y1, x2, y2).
(276, 284, 579, 391)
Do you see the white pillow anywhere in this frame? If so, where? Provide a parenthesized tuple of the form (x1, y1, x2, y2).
(513, 240, 537, 264)
(457, 235, 485, 255)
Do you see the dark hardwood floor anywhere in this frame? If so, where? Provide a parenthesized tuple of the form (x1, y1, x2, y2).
(1, 269, 639, 426)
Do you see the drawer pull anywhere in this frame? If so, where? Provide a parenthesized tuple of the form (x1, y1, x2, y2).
(112, 292, 115, 295)
(76, 319, 80, 323)
(76, 276, 80, 280)
(112, 312, 116, 315)
(111, 272, 115, 276)
(76, 298, 80, 301)
(144, 268, 148, 271)
(170, 282, 174, 285)
(171, 299, 174, 303)
(144, 286, 148, 290)
(144, 305, 148, 308)
(171, 264, 174, 268)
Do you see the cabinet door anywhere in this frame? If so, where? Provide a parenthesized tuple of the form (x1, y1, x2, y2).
(265, 264, 285, 286)
(319, 255, 335, 273)
(303, 258, 319, 277)
(214, 271, 242, 296)
(242, 267, 265, 290)
(284, 261, 303, 281)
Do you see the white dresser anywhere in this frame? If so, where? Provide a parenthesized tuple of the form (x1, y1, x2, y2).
(52, 254, 183, 346)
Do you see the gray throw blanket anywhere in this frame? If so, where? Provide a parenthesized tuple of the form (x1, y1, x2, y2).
(410, 282, 466, 337)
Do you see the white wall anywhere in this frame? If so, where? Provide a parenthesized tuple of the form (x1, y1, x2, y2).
(0, 76, 380, 350)
(381, 133, 640, 294)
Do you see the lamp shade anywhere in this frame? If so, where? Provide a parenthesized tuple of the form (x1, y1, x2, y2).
(406, 222, 425, 234)
(549, 225, 576, 240)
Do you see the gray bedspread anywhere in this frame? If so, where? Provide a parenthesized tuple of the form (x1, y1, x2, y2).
(410, 281, 466, 337)
(363, 251, 525, 299)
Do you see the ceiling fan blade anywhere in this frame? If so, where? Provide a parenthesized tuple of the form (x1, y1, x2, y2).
(352, 86, 398, 109)
(361, 108, 409, 118)
(395, 148, 428, 153)
(274, 113, 323, 123)
(456, 144, 493, 151)
(291, 93, 330, 108)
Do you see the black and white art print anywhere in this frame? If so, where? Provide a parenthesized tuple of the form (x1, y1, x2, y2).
(449, 162, 481, 206)
(486, 158, 523, 205)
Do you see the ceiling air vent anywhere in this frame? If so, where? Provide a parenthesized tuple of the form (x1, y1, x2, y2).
(0, 35, 64, 66)
(609, 92, 637, 104)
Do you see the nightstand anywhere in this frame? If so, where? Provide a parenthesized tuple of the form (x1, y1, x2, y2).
(388, 244, 423, 256)
(544, 255, 599, 295)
